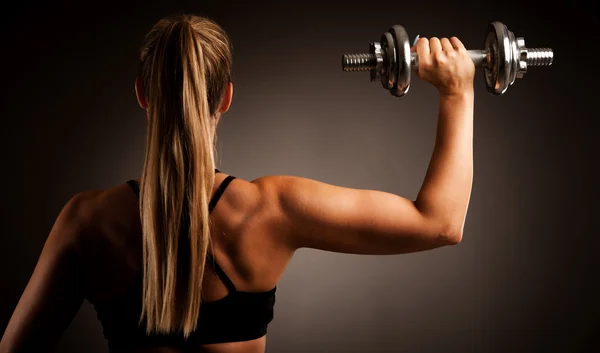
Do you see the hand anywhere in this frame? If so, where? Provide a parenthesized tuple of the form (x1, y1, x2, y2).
(412, 37, 475, 97)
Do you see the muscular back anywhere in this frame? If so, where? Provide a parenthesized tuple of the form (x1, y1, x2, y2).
(1, 169, 464, 353)
(81, 172, 289, 304)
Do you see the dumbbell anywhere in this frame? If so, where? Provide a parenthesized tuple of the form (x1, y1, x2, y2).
(341, 21, 553, 97)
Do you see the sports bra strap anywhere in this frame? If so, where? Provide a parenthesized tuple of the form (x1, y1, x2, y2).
(126, 170, 239, 294)
(206, 251, 237, 293)
(126, 180, 140, 198)
(125, 169, 230, 205)
(208, 175, 236, 213)
(207, 173, 237, 293)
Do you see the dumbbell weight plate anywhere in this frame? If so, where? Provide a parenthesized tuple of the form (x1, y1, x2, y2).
(484, 21, 512, 95)
(380, 31, 397, 90)
(389, 25, 411, 97)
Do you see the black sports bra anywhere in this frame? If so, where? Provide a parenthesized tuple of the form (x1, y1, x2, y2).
(93, 170, 276, 350)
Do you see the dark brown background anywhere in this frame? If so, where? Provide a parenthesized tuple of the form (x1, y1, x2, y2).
(1, 0, 598, 352)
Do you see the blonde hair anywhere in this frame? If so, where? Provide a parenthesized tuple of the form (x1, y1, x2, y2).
(137, 14, 233, 337)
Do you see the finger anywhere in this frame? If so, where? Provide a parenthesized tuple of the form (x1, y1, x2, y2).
(429, 37, 442, 53)
(449, 36, 465, 50)
(440, 37, 453, 52)
(415, 37, 429, 57)
(414, 38, 429, 78)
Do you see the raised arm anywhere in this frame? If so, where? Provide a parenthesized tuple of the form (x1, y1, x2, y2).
(256, 36, 475, 255)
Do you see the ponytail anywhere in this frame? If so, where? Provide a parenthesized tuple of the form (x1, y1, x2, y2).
(137, 15, 232, 337)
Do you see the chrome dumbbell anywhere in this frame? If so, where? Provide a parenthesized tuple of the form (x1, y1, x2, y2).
(342, 21, 553, 97)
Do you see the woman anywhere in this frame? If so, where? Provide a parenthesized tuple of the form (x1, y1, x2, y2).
(0, 13, 474, 353)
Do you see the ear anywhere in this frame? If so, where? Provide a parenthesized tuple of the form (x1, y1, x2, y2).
(135, 76, 148, 109)
(218, 82, 233, 114)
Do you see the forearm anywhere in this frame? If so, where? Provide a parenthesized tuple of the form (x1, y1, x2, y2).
(415, 91, 474, 240)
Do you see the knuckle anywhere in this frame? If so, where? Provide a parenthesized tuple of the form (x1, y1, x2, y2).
(432, 50, 445, 59)
(420, 58, 432, 68)
(432, 52, 445, 64)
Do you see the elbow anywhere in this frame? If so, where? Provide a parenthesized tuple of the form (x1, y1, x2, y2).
(438, 227, 463, 245)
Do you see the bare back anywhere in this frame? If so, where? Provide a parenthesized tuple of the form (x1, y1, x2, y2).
(2, 157, 470, 353)
(75, 172, 293, 353)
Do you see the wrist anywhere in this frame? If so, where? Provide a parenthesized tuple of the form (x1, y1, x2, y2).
(439, 89, 474, 102)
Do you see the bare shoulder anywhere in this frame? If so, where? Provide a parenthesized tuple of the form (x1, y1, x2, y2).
(40, 189, 105, 254)
(68, 184, 136, 222)
(249, 174, 364, 215)
(246, 174, 456, 254)
(63, 189, 102, 218)
(215, 174, 293, 215)
(55, 184, 139, 249)
(245, 174, 306, 219)
(249, 174, 312, 203)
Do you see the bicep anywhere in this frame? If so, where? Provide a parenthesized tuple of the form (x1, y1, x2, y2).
(259, 176, 452, 255)
(0, 197, 86, 353)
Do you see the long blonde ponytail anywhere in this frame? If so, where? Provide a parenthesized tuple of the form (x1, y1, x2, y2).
(137, 14, 233, 337)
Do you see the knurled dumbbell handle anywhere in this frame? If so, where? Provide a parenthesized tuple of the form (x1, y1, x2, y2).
(410, 50, 487, 69)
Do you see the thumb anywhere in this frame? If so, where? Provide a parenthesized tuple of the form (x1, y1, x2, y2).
(410, 34, 420, 53)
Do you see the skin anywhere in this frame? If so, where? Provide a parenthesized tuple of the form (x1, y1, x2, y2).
(0, 36, 475, 353)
